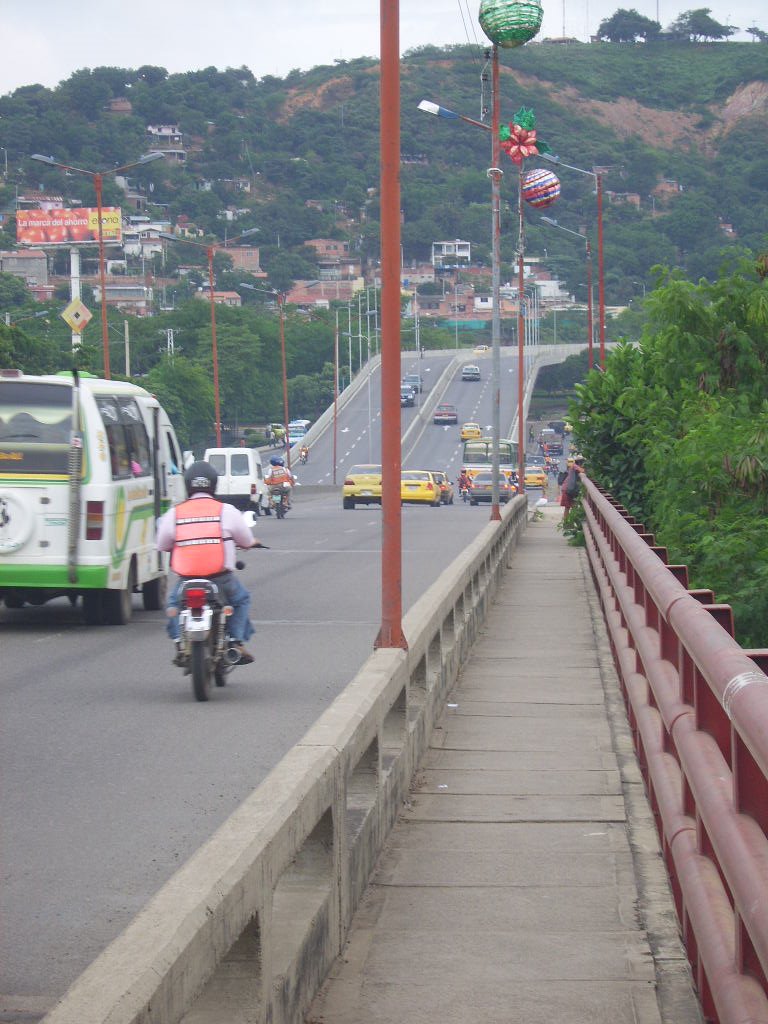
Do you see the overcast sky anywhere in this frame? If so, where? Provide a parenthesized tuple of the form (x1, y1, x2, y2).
(1, 0, 764, 97)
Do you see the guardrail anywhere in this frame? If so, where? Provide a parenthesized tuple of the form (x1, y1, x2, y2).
(580, 477, 768, 1024)
(41, 496, 528, 1024)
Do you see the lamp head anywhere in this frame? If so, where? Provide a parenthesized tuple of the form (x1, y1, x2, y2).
(30, 154, 57, 166)
(138, 151, 165, 165)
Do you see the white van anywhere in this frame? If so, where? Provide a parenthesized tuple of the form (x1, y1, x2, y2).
(0, 369, 186, 624)
(203, 447, 269, 515)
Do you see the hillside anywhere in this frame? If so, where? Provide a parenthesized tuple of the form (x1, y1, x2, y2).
(0, 41, 766, 303)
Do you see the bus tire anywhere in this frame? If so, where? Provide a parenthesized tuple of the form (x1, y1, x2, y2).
(103, 565, 135, 625)
(82, 590, 104, 625)
(142, 575, 167, 612)
(191, 644, 212, 701)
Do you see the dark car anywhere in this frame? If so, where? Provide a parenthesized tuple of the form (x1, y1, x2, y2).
(402, 373, 425, 394)
(431, 470, 455, 504)
(433, 403, 458, 425)
(400, 386, 415, 407)
(469, 471, 513, 505)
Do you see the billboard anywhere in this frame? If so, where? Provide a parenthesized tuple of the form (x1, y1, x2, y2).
(16, 207, 123, 246)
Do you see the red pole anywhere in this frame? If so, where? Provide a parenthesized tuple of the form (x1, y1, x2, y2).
(489, 46, 502, 522)
(375, 0, 407, 651)
(586, 239, 594, 370)
(278, 293, 291, 472)
(94, 172, 111, 380)
(517, 170, 526, 496)
(333, 312, 339, 486)
(597, 171, 605, 370)
(207, 247, 222, 446)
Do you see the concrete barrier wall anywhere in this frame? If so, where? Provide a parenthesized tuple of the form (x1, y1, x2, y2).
(42, 495, 529, 1024)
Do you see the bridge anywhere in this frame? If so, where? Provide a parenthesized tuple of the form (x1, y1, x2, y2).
(3, 346, 767, 1024)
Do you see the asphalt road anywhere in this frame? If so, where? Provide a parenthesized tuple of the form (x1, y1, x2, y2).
(0, 348, 558, 1012)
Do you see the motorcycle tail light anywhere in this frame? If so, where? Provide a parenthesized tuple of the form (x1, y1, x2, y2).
(85, 501, 104, 540)
(184, 588, 207, 610)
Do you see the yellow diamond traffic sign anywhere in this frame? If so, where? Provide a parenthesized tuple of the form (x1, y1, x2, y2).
(61, 299, 93, 334)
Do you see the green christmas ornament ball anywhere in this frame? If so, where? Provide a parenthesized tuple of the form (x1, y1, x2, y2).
(478, 0, 544, 47)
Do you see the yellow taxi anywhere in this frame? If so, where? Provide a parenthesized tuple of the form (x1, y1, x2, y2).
(524, 464, 548, 488)
(460, 421, 482, 440)
(473, 344, 490, 355)
(401, 470, 442, 506)
(343, 464, 382, 509)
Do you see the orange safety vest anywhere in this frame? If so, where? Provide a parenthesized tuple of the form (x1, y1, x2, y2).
(268, 467, 291, 487)
(170, 496, 226, 578)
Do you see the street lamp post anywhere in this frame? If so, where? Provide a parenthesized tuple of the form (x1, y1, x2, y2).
(238, 281, 291, 471)
(540, 152, 605, 369)
(419, 50, 507, 518)
(540, 216, 594, 368)
(30, 152, 164, 379)
(158, 228, 258, 446)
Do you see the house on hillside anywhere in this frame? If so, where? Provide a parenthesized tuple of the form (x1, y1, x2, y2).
(305, 239, 361, 281)
(0, 248, 49, 287)
(193, 290, 242, 307)
(146, 125, 186, 164)
(432, 239, 472, 268)
(284, 279, 364, 309)
(224, 246, 268, 278)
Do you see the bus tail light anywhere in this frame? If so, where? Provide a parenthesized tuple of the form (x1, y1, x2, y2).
(85, 501, 104, 540)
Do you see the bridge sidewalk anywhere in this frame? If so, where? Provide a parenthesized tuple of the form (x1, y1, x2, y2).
(308, 505, 701, 1024)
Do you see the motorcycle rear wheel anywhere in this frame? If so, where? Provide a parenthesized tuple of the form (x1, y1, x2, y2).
(214, 662, 227, 687)
(190, 643, 212, 702)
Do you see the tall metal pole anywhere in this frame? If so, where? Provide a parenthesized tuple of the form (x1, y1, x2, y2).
(207, 247, 222, 446)
(597, 171, 605, 370)
(94, 172, 111, 379)
(586, 240, 594, 369)
(375, 0, 407, 650)
(333, 311, 339, 486)
(517, 166, 526, 496)
(489, 45, 502, 521)
(278, 293, 291, 472)
(69, 247, 81, 354)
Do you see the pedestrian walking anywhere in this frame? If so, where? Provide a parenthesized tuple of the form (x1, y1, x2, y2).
(559, 456, 585, 525)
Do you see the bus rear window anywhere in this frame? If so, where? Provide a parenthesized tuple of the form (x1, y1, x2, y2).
(0, 381, 72, 475)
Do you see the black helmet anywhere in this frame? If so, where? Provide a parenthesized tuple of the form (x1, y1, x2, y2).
(184, 460, 218, 496)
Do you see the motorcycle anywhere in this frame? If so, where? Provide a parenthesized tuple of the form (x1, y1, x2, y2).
(176, 553, 266, 702)
(459, 483, 471, 503)
(298, 448, 309, 465)
(269, 484, 290, 519)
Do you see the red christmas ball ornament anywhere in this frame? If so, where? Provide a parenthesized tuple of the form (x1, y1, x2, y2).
(522, 168, 561, 209)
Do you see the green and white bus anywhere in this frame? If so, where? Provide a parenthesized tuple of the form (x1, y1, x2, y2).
(0, 369, 186, 624)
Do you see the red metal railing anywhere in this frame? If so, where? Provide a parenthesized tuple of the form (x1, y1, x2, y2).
(581, 476, 768, 1024)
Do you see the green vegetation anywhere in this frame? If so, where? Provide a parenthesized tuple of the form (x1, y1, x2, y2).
(568, 255, 768, 645)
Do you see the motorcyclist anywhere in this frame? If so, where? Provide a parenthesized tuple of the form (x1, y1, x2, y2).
(157, 461, 258, 666)
(265, 455, 295, 508)
(299, 444, 309, 464)
(457, 469, 472, 496)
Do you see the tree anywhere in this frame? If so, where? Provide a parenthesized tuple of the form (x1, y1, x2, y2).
(597, 8, 661, 41)
(669, 8, 738, 41)
(746, 25, 768, 42)
(568, 256, 768, 645)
